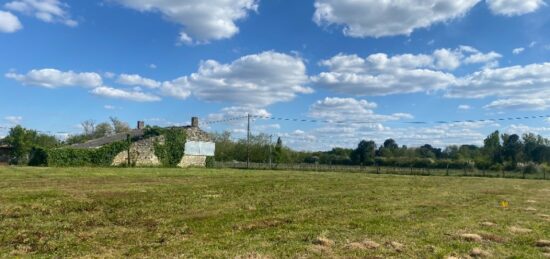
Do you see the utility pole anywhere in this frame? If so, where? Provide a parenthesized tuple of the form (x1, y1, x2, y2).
(269, 135, 273, 169)
(247, 113, 251, 169)
(126, 134, 131, 167)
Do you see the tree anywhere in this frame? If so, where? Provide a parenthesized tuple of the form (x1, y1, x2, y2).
(110, 117, 130, 133)
(94, 122, 114, 138)
(502, 134, 523, 168)
(379, 138, 399, 157)
(81, 120, 96, 136)
(4, 126, 59, 165)
(483, 130, 501, 164)
(351, 140, 376, 165)
(274, 137, 284, 163)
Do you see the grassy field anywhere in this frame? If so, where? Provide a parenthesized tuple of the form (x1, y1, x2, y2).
(0, 167, 549, 258)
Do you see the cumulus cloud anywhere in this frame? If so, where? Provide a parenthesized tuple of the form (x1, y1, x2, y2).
(185, 51, 312, 106)
(449, 63, 550, 98)
(159, 76, 192, 100)
(483, 98, 550, 110)
(112, 0, 258, 44)
(312, 47, 503, 96)
(206, 106, 275, 134)
(5, 68, 102, 88)
(313, 0, 480, 38)
(312, 52, 456, 96)
(458, 104, 472, 110)
(486, 0, 546, 16)
(4, 0, 77, 26)
(308, 97, 413, 123)
(0, 10, 22, 33)
(513, 47, 525, 55)
(116, 74, 161, 89)
(463, 51, 502, 68)
(448, 62, 550, 110)
(90, 86, 161, 102)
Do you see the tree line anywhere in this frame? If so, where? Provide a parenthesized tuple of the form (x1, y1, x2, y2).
(211, 130, 550, 173)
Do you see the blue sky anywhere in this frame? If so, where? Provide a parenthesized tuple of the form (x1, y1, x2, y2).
(1, 0, 550, 150)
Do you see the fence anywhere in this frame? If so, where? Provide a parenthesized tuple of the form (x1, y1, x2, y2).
(213, 161, 549, 180)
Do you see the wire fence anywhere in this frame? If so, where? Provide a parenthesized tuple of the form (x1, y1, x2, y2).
(213, 161, 549, 180)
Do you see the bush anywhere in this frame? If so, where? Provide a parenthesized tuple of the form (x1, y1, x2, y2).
(28, 147, 48, 166)
(205, 156, 215, 168)
(47, 141, 129, 167)
(521, 162, 540, 174)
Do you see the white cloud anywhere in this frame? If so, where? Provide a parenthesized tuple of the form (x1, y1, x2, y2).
(312, 52, 456, 96)
(5, 0, 77, 27)
(448, 62, 550, 110)
(104, 105, 116, 110)
(0, 10, 22, 33)
(6, 68, 102, 88)
(486, 0, 546, 16)
(116, 74, 161, 89)
(313, 47, 501, 96)
(206, 106, 273, 134)
(463, 51, 502, 68)
(308, 97, 413, 123)
(185, 51, 312, 107)
(159, 77, 192, 100)
(91, 86, 161, 102)
(149, 64, 157, 69)
(512, 47, 525, 55)
(313, 0, 480, 38)
(433, 48, 462, 70)
(458, 104, 472, 110)
(449, 63, 550, 98)
(483, 98, 550, 110)
(112, 0, 258, 44)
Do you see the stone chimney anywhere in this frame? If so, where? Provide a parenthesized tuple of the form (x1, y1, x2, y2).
(191, 117, 199, 128)
(137, 121, 145, 130)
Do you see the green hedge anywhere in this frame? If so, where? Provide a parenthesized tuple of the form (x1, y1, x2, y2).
(47, 141, 130, 167)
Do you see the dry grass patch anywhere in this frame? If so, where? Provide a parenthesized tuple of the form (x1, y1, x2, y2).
(509, 226, 533, 234)
(470, 247, 491, 258)
(345, 239, 380, 250)
(459, 233, 483, 242)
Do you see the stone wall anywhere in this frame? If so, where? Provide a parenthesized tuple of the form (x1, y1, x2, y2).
(112, 136, 164, 167)
(178, 155, 207, 168)
(185, 127, 212, 142)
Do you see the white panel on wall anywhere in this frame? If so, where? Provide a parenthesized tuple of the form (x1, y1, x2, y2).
(185, 141, 215, 156)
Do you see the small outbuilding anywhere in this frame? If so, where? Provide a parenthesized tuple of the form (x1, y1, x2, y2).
(71, 117, 215, 167)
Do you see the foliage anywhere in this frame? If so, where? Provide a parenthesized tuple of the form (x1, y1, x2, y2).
(205, 156, 215, 168)
(4, 125, 60, 165)
(47, 141, 130, 167)
(153, 127, 187, 167)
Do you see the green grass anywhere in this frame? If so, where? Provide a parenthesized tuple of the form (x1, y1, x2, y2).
(0, 167, 549, 258)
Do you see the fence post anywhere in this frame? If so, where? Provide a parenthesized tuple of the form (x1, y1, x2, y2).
(544, 169, 547, 180)
(523, 169, 526, 179)
(446, 164, 449, 176)
(463, 165, 467, 177)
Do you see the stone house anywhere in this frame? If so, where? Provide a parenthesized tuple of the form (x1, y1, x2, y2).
(71, 117, 215, 167)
